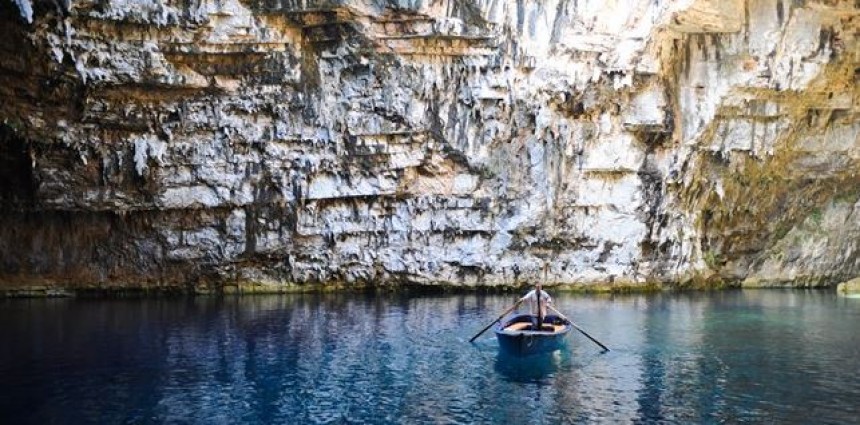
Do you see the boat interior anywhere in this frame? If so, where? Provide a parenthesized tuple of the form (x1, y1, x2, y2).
(502, 315, 568, 333)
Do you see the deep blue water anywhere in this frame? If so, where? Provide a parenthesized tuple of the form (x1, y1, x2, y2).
(2, 290, 860, 424)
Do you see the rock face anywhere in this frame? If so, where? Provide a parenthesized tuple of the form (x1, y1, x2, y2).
(837, 276, 860, 294)
(0, 0, 858, 292)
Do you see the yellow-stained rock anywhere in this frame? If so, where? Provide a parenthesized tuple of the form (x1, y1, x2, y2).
(837, 277, 860, 295)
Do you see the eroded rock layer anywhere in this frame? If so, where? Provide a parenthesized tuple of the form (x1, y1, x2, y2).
(1, 0, 858, 292)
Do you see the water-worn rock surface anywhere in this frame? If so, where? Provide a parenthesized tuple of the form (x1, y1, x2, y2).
(837, 276, 860, 294)
(1, 0, 858, 293)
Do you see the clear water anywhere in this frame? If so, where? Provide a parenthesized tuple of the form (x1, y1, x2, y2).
(2, 290, 860, 424)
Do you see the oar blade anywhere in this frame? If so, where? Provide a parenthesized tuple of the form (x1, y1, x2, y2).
(549, 305, 610, 352)
(572, 323, 610, 352)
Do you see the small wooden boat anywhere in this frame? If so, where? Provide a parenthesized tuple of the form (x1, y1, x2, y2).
(494, 313, 572, 356)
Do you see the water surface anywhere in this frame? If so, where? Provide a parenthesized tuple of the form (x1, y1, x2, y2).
(2, 290, 859, 423)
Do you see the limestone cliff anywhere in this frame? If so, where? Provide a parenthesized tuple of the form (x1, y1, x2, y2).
(1, 0, 858, 293)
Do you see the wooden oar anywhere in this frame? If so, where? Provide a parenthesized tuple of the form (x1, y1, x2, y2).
(469, 299, 524, 342)
(548, 304, 610, 352)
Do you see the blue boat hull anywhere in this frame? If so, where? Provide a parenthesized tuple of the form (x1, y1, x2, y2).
(494, 314, 571, 356)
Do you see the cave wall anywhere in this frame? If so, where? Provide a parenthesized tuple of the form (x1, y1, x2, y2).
(0, 0, 858, 292)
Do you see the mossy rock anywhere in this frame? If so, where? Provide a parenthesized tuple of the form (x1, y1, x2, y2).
(836, 277, 860, 295)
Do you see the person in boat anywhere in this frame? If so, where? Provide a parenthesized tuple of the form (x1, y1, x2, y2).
(519, 283, 552, 329)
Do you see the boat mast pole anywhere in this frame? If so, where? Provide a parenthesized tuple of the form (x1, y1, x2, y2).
(536, 281, 543, 331)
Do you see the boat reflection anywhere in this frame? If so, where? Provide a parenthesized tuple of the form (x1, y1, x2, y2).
(494, 349, 569, 383)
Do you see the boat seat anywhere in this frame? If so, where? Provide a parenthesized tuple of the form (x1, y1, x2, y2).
(539, 324, 566, 332)
(504, 322, 567, 333)
(504, 322, 531, 331)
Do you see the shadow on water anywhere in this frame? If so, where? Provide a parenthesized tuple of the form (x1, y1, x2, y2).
(493, 348, 570, 384)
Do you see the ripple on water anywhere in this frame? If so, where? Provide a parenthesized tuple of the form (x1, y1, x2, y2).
(1, 291, 860, 424)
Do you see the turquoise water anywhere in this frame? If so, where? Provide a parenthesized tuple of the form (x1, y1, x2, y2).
(2, 290, 860, 424)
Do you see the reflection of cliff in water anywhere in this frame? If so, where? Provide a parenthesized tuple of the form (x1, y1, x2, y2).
(632, 292, 710, 423)
(155, 293, 471, 422)
(625, 290, 860, 423)
(0, 293, 476, 422)
(4, 292, 860, 423)
(692, 290, 860, 422)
